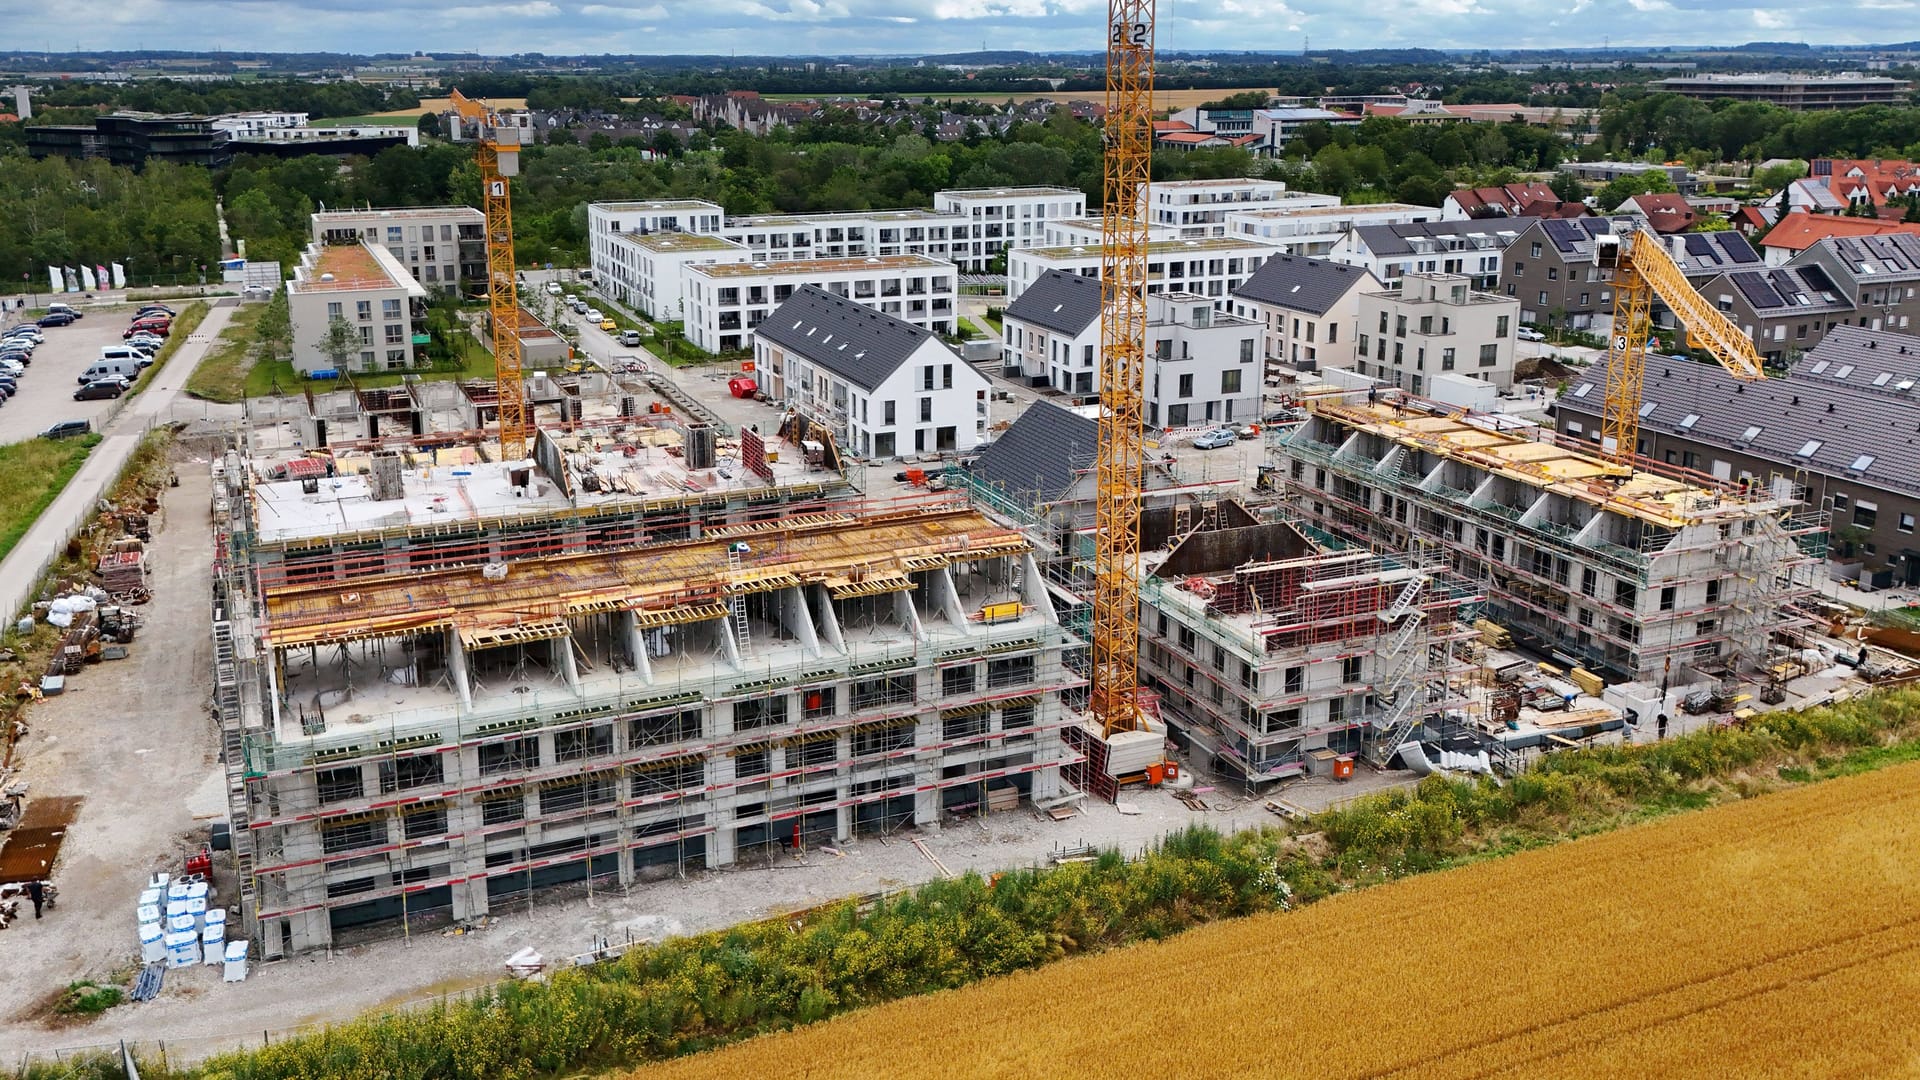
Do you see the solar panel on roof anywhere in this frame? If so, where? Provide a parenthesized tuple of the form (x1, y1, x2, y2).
(1684, 234, 1714, 258)
(1724, 238, 1759, 264)
(1732, 272, 1784, 310)
(1543, 219, 1585, 253)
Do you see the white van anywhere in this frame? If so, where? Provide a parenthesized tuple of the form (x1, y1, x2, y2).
(99, 345, 153, 368)
(79, 357, 141, 384)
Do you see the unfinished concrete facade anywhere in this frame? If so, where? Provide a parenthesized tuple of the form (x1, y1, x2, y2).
(212, 418, 1077, 958)
(1136, 503, 1478, 783)
(1277, 400, 1826, 682)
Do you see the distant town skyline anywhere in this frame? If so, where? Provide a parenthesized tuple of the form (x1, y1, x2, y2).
(0, 1, 1905, 64)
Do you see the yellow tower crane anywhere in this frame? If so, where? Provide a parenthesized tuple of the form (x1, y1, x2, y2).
(1091, 0, 1155, 737)
(449, 89, 531, 462)
(1595, 225, 1767, 466)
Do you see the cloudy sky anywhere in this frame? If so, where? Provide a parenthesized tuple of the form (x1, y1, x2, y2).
(0, 0, 1881, 57)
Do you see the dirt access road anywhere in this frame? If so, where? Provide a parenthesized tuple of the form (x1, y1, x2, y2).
(0, 463, 227, 1026)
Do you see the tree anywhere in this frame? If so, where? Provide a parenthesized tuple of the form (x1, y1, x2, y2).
(651, 129, 682, 159)
(417, 112, 442, 140)
(1548, 170, 1585, 203)
(320, 316, 360, 372)
(1200, 90, 1273, 110)
(1753, 160, 1807, 194)
(1596, 169, 1674, 212)
(546, 127, 576, 146)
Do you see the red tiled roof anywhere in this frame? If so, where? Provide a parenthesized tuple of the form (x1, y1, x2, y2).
(1816, 158, 1920, 207)
(1153, 120, 1193, 132)
(1758, 212, 1920, 252)
(1157, 131, 1223, 145)
(1622, 193, 1697, 233)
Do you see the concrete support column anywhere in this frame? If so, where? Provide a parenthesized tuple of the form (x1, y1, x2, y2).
(446, 628, 472, 709)
(707, 749, 739, 868)
(719, 615, 744, 670)
(1021, 554, 1053, 622)
(556, 635, 580, 691)
(895, 590, 925, 642)
(620, 610, 654, 684)
(780, 586, 821, 657)
(812, 586, 845, 654)
(933, 566, 969, 629)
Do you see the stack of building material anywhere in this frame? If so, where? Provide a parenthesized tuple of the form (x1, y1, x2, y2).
(96, 543, 148, 594)
(986, 784, 1021, 813)
(222, 939, 250, 982)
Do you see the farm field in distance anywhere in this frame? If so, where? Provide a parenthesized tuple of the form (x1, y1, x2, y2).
(634, 759, 1920, 1080)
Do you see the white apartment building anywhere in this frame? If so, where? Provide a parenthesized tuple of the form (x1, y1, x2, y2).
(1041, 216, 1180, 247)
(1224, 202, 1441, 257)
(600, 232, 750, 320)
(932, 187, 1087, 271)
(999, 270, 1258, 426)
(287, 241, 428, 375)
(1230, 254, 1382, 374)
(754, 286, 990, 458)
(1144, 179, 1330, 237)
(1352, 272, 1521, 393)
(719, 209, 970, 264)
(683, 255, 958, 354)
(211, 111, 310, 136)
(311, 207, 486, 294)
(1325, 219, 1525, 291)
(1005, 237, 1275, 307)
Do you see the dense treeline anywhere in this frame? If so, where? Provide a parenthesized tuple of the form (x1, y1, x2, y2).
(1596, 92, 1920, 162)
(27, 79, 419, 120)
(0, 156, 220, 290)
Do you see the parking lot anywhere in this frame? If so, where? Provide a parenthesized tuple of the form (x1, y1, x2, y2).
(0, 309, 149, 445)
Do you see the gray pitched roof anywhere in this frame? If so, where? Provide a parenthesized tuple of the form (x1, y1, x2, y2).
(1523, 217, 1759, 276)
(1348, 218, 1537, 258)
(1559, 330, 1920, 495)
(1004, 268, 1102, 336)
(1792, 324, 1920, 384)
(1231, 253, 1375, 314)
(1703, 265, 1851, 315)
(967, 401, 1097, 506)
(1810, 233, 1920, 284)
(755, 286, 945, 392)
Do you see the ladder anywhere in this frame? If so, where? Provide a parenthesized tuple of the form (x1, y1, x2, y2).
(212, 621, 258, 924)
(1380, 576, 1425, 624)
(726, 542, 753, 659)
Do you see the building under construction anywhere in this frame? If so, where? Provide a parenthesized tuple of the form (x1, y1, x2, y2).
(210, 414, 1078, 958)
(1276, 397, 1827, 684)
(1133, 502, 1481, 786)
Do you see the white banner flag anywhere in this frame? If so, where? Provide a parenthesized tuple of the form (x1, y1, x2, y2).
(66, 268, 80, 292)
(80, 265, 96, 290)
(111, 262, 126, 289)
(49, 266, 63, 292)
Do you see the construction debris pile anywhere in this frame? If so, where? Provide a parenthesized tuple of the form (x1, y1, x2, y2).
(29, 587, 143, 698)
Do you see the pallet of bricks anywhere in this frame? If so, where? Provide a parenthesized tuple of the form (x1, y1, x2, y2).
(96, 537, 150, 602)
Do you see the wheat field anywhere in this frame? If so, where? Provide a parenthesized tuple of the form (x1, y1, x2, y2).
(633, 759, 1920, 1079)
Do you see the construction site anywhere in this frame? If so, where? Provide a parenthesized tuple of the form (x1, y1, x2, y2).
(211, 401, 1089, 957)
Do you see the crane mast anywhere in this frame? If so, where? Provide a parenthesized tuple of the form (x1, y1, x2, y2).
(1596, 225, 1767, 466)
(1092, 0, 1154, 737)
(450, 89, 531, 462)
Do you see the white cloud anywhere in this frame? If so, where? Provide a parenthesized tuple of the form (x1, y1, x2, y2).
(445, 0, 558, 15)
(579, 3, 670, 18)
(1625, 0, 1672, 10)
(1752, 9, 1790, 27)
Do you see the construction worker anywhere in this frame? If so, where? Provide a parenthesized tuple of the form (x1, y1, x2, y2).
(26, 879, 45, 919)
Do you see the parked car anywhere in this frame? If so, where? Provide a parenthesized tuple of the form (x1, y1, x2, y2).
(135, 304, 176, 317)
(46, 303, 81, 320)
(1516, 326, 1546, 342)
(546, 282, 563, 295)
(127, 334, 165, 350)
(125, 322, 170, 340)
(617, 329, 643, 346)
(1192, 427, 1239, 450)
(37, 312, 76, 327)
(0, 351, 32, 367)
(598, 318, 617, 332)
(0, 359, 25, 377)
(40, 419, 93, 439)
(74, 380, 125, 401)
